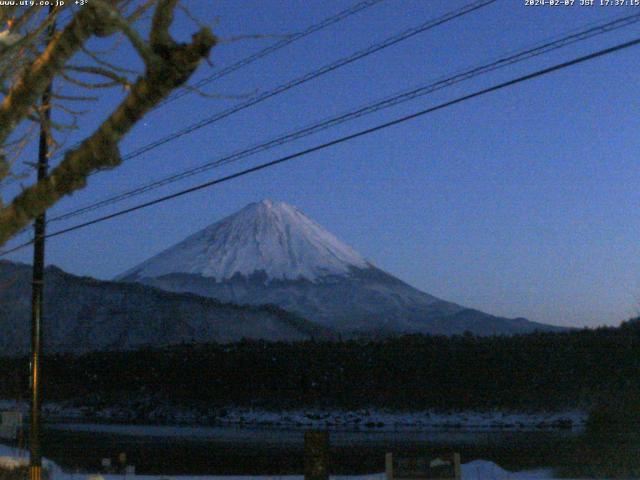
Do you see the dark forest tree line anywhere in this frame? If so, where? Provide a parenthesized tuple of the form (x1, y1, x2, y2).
(0, 318, 639, 412)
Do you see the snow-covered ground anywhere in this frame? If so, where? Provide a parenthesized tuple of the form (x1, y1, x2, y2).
(190, 409, 584, 432)
(0, 443, 568, 479)
(0, 400, 585, 432)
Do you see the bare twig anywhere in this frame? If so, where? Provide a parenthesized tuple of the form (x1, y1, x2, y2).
(52, 102, 89, 116)
(65, 65, 133, 87)
(80, 44, 138, 74)
(60, 70, 125, 90)
(51, 92, 99, 102)
(127, 0, 156, 24)
(0, 2, 216, 244)
(0, 4, 106, 145)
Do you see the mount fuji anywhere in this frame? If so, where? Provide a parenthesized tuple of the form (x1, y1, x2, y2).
(117, 200, 561, 336)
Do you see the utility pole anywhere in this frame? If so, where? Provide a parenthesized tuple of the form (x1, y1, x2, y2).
(30, 7, 55, 480)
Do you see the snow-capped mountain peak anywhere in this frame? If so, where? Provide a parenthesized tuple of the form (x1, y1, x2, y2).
(115, 200, 560, 336)
(118, 200, 369, 282)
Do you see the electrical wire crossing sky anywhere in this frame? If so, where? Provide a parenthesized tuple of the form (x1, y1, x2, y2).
(3, 0, 640, 329)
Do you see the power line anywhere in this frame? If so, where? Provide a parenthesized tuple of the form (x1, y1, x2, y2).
(104, 0, 498, 166)
(47, 10, 640, 224)
(47, 0, 386, 163)
(3, 35, 638, 257)
(2, 0, 497, 244)
(47, 0, 498, 221)
(160, 0, 386, 107)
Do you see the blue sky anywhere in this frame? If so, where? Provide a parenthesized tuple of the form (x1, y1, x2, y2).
(4, 0, 640, 328)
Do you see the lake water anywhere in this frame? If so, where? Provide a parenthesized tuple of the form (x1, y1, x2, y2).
(33, 423, 581, 476)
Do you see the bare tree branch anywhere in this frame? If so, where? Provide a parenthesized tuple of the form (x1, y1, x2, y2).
(0, 2, 216, 244)
(150, 0, 178, 50)
(52, 92, 99, 102)
(0, 5, 101, 145)
(61, 68, 130, 89)
(127, 0, 157, 24)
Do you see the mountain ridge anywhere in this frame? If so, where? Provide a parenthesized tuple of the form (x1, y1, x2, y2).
(118, 200, 564, 335)
(0, 260, 335, 356)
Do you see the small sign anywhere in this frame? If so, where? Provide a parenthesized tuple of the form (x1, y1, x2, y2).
(304, 430, 329, 480)
(386, 452, 461, 480)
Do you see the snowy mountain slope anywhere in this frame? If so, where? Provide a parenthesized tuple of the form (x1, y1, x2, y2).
(118, 199, 369, 282)
(118, 200, 563, 336)
(0, 261, 335, 356)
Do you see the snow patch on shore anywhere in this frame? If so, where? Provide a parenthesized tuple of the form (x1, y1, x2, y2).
(1, 443, 568, 480)
(0, 399, 584, 432)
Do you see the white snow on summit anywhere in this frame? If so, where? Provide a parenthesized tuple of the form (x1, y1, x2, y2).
(119, 200, 369, 282)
